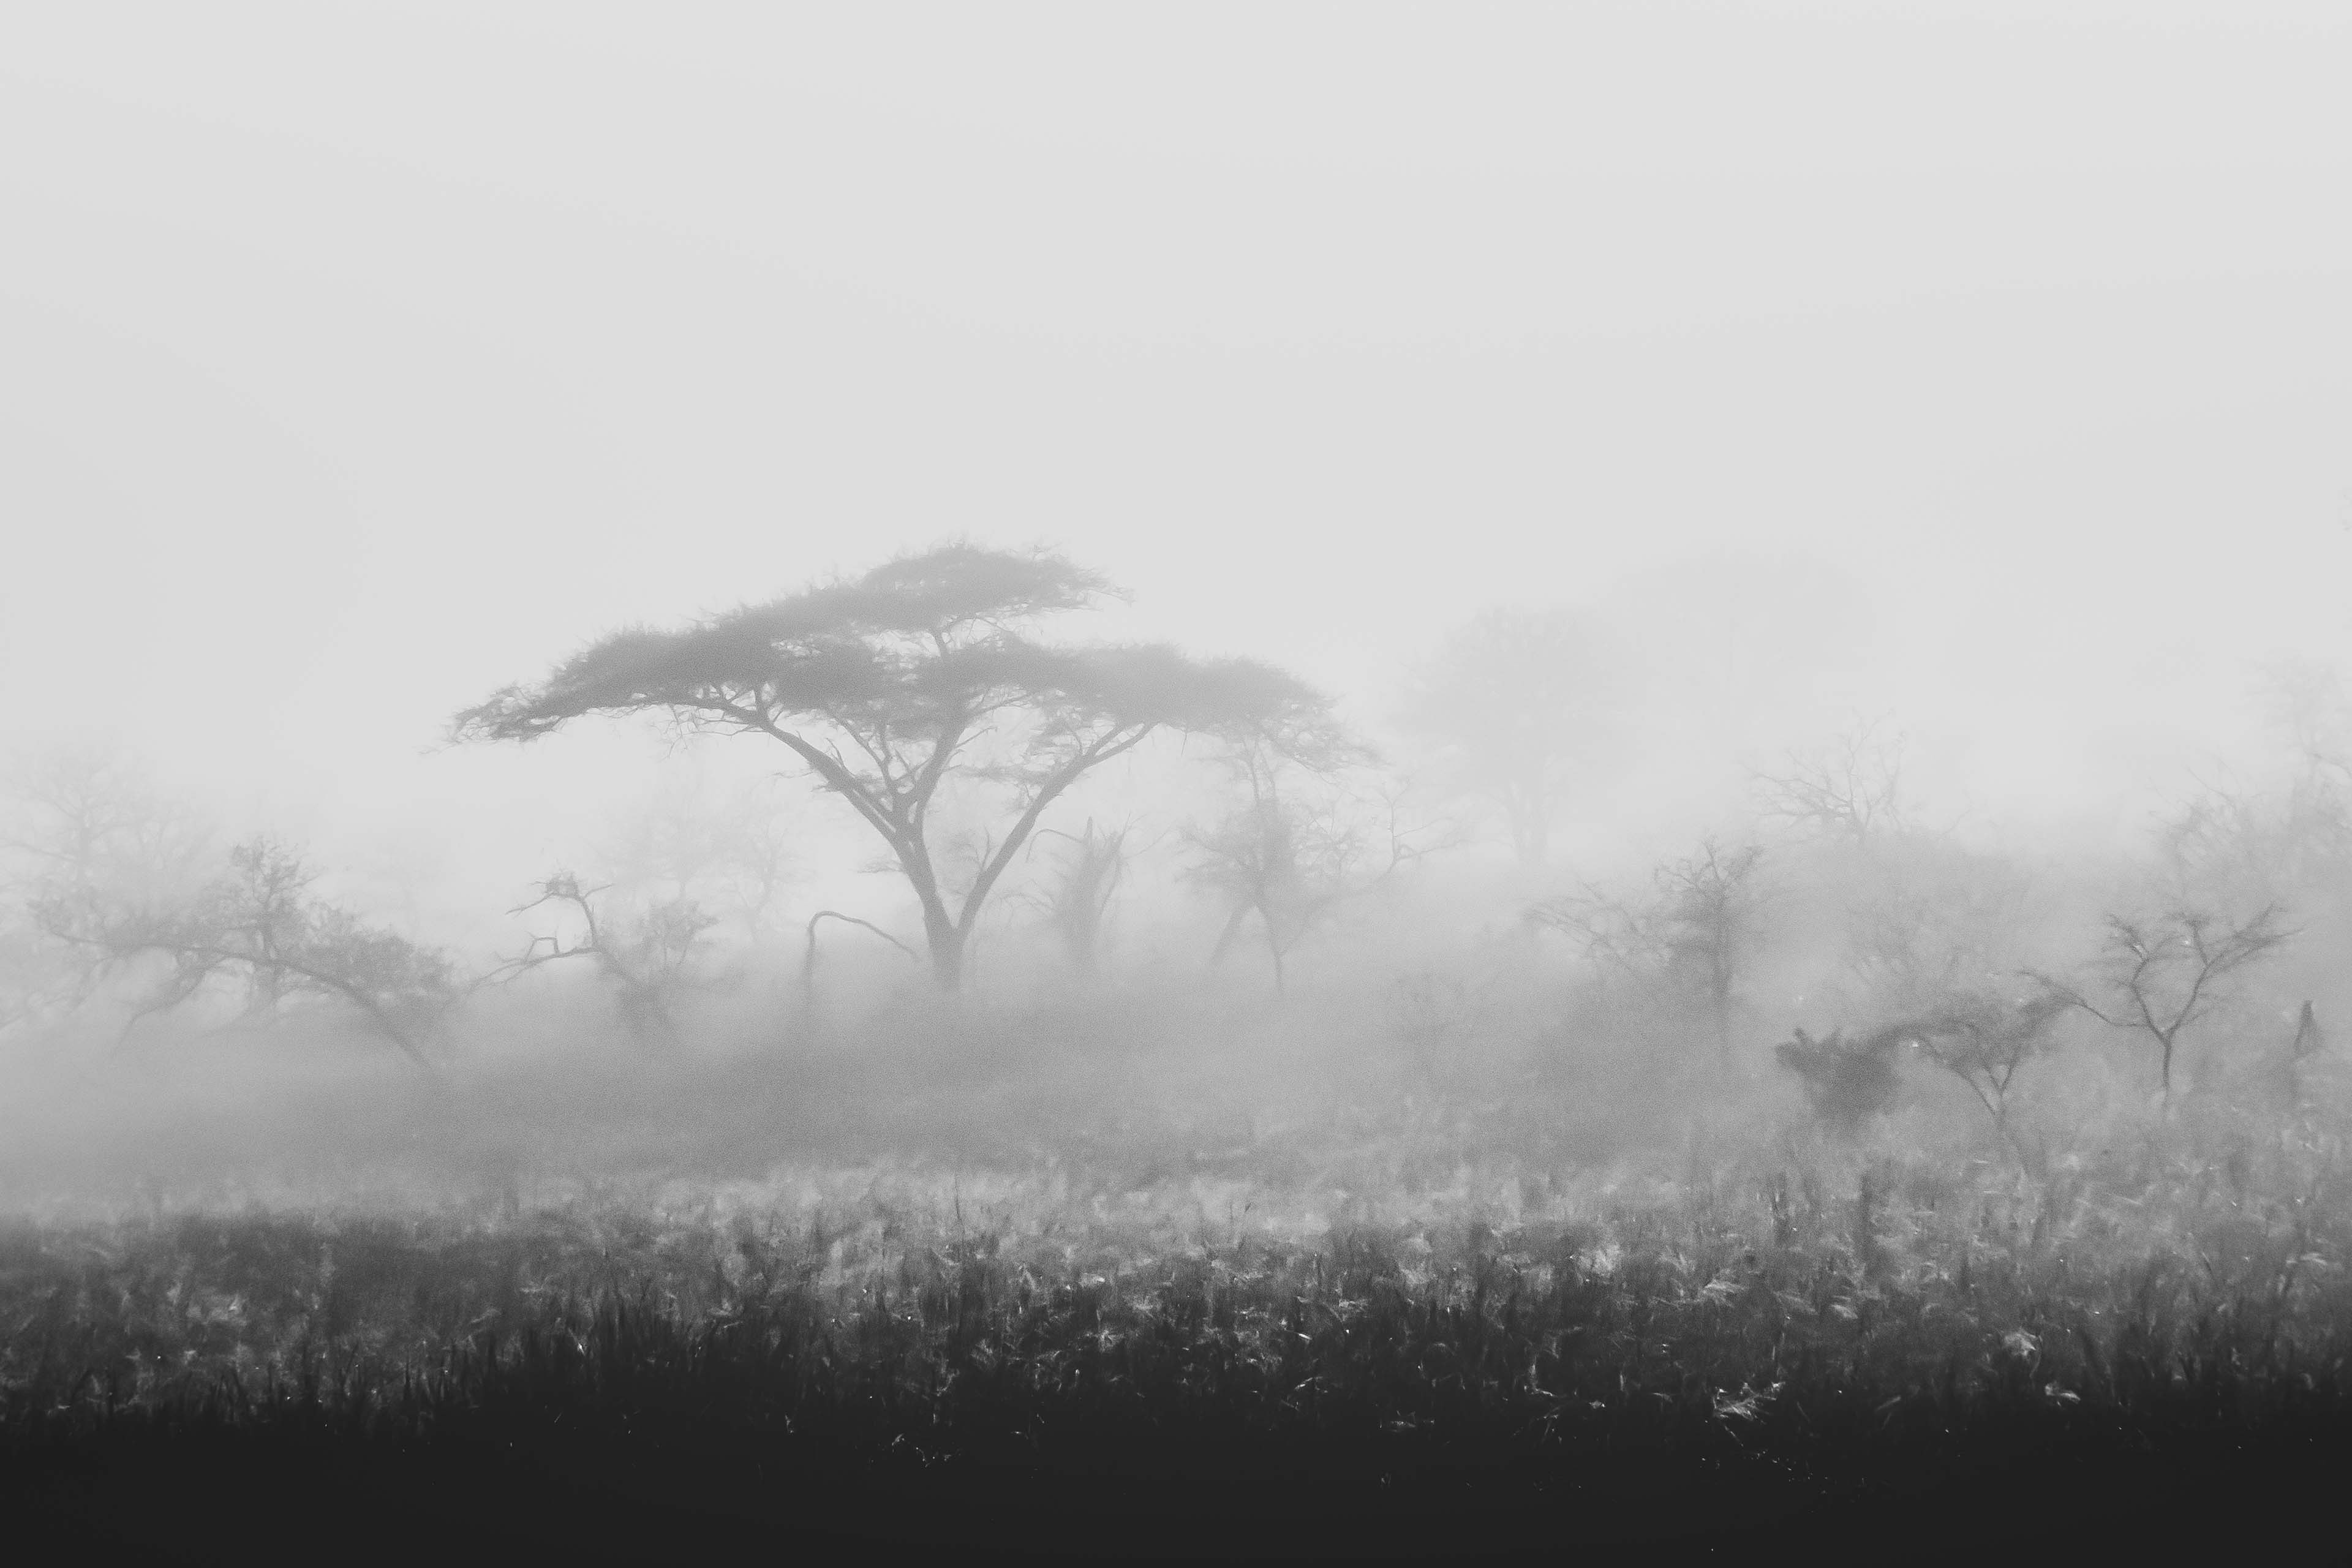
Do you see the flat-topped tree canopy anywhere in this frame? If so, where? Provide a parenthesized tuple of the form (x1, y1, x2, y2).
(454, 543, 1347, 990)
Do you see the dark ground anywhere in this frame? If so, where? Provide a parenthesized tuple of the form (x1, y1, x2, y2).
(11, 1417, 2349, 1564)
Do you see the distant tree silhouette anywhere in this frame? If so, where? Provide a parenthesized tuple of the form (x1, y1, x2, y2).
(1186, 738, 1427, 997)
(1398, 607, 1624, 867)
(1903, 989, 2070, 1152)
(38, 836, 452, 1069)
(1774, 1022, 1912, 1136)
(2032, 907, 2292, 1104)
(1531, 837, 1767, 1060)
(491, 872, 717, 1046)
(1025, 818, 1136, 976)
(1752, 715, 1910, 844)
(454, 544, 1341, 990)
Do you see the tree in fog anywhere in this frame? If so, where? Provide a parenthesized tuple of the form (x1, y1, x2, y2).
(1, 745, 214, 1030)
(1841, 840, 2038, 1014)
(2032, 907, 2292, 1104)
(1398, 607, 1624, 867)
(1530, 837, 1767, 1059)
(597, 773, 799, 942)
(1902, 990, 2070, 1153)
(455, 544, 1340, 991)
(1188, 742, 1425, 997)
(493, 872, 718, 1044)
(1752, 716, 1910, 844)
(1022, 818, 1137, 976)
(39, 836, 453, 1067)
(1, 744, 210, 906)
(2162, 661, 2352, 911)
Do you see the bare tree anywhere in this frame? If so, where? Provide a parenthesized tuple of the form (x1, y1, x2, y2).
(2032, 907, 2293, 1103)
(1023, 818, 1137, 976)
(1658, 840, 1768, 1058)
(2161, 660, 2352, 908)
(491, 872, 718, 1044)
(1752, 715, 1909, 843)
(39, 836, 452, 1069)
(1, 747, 214, 1023)
(1188, 746, 1431, 997)
(456, 543, 1341, 991)
(0, 743, 210, 903)
(1531, 837, 1768, 1058)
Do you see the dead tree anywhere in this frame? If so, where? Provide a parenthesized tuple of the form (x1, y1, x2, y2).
(2031, 907, 2292, 1104)
(1529, 837, 1767, 1060)
(1025, 818, 1136, 976)
(1752, 716, 1909, 843)
(494, 872, 718, 1044)
(39, 836, 451, 1071)
(1189, 758, 1431, 998)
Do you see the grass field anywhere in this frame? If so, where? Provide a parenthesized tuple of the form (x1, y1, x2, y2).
(6, 1022, 2348, 1561)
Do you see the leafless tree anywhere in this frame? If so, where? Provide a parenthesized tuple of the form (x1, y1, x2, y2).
(2162, 661, 2352, 908)
(39, 836, 451, 1069)
(0, 743, 211, 902)
(2031, 907, 2293, 1104)
(1188, 746, 1434, 997)
(1753, 715, 1909, 843)
(492, 872, 719, 1044)
(1531, 837, 1768, 1058)
(1022, 817, 1139, 976)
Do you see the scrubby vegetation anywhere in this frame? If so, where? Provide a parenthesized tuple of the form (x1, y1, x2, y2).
(10, 572, 2352, 1555)
(5, 1054, 2351, 1557)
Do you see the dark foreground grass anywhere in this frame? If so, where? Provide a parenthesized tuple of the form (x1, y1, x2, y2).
(6, 1136, 2352, 1562)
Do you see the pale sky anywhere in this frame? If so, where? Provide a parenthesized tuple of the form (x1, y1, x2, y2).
(4, 3, 2350, 929)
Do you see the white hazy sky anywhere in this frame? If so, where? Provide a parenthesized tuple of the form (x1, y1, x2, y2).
(4, 3, 2351, 917)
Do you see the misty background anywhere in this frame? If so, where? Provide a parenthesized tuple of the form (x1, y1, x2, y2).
(5, 4, 2352, 1200)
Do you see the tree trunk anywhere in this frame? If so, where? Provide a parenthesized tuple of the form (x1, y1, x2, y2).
(922, 915, 968, 992)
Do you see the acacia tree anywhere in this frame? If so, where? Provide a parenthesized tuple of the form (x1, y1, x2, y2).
(2032, 907, 2291, 1103)
(454, 545, 1339, 991)
(1904, 990, 2070, 1150)
(1398, 607, 1624, 867)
